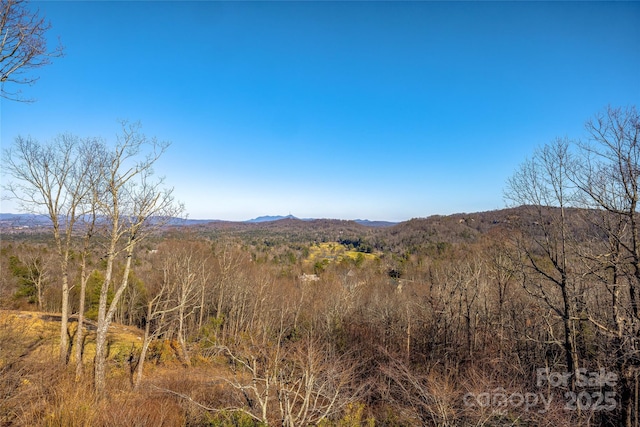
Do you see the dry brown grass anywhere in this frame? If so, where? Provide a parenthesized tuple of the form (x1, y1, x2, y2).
(0, 310, 244, 426)
(0, 311, 172, 425)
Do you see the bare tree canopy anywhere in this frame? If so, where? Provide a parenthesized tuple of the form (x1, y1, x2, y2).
(0, 0, 63, 100)
(3, 134, 102, 364)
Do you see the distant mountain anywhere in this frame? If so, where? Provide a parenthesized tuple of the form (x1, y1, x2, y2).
(246, 215, 299, 223)
(166, 217, 227, 226)
(0, 212, 398, 228)
(244, 215, 397, 227)
(0, 213, 52, 226)
(0, 213, 221, 228)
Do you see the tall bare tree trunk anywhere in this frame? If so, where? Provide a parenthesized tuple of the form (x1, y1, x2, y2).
(74, 249, 91, 379)
(94, 224, 119, 395)
(95, 239, 135, 395)
(134, 301, 154, 390)
(53, 225, 71, 365)
(60, 271, 70, 364)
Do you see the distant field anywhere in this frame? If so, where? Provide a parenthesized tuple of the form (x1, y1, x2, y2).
(306, 242, 377, 265)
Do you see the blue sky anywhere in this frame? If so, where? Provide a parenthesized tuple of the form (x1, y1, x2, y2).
(1, 1, 639, 221)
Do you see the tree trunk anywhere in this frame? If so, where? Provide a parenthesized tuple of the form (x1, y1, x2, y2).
(60, 263, 70, 364)
(74, 255, 89, 379)
(93, 317, 110, 395)
(177, 304, 191, 366)
(134, 301, 153, 390)
(94, 222, 119, 396)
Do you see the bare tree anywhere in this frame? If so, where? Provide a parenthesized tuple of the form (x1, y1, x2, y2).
(161, 240, 209, 365)
(380, 352, 461, 426)
(93, 121, 183, 395)
(572, 105, 640, 426)
(3, 134, 101, 364)
(211, 238, 244, 333)
(73, 139, 107, 379)
(133, 254, 179, 390)
(0, 0, 63, 100)
(218, 331, 363, 426)
(14, 244, 50, 310)
(485, 237, 517, 358)
(505, 138, 582, 386)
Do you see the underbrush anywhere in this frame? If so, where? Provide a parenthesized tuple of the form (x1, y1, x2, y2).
(0, 310, 604, 426)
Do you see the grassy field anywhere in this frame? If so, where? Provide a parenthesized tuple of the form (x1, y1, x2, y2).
(306, 242, 377, 265)
(0, 310, 144, 366)
(0, 310, 217, 426)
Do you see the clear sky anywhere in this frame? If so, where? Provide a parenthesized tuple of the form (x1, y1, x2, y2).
(1, 1, 639, 222)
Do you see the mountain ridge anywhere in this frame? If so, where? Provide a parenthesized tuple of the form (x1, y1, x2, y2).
(0, 213, 399, 228)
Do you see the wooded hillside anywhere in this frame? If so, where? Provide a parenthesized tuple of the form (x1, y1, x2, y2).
(0, 203, 635, 426)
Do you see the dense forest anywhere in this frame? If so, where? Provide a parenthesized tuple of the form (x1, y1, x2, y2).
(1, 106, 639, 426)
